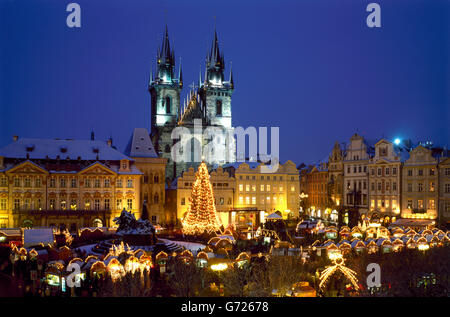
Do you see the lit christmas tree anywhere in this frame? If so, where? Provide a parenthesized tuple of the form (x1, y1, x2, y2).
(182, 162, 222, 235)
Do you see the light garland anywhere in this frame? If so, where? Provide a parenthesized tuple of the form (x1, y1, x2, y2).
(319, 254, 359, 291)
(182, 162, 222, 235)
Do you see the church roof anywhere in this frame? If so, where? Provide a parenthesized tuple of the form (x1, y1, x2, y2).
(124, 128, 158, 158)
(0, 138, 130, 161)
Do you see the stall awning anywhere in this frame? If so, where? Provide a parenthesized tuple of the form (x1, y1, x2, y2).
(390, 219, 434, 228)
(267, 213, 282, 220)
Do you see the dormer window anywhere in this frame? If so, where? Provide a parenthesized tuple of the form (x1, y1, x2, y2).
(93, 147, 99, 154)
(120, 159, 129, 171)
(26, 145, 35, 152)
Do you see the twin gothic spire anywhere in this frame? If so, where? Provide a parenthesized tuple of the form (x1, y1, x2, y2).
(149, 26, 234, 89)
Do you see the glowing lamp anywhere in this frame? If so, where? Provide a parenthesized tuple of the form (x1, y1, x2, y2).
(394, 138, 401, 145)
(210, 263, 228, 271)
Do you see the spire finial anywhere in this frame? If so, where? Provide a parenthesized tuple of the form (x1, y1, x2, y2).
(178, 56, 183, 86)
(229, 61, 234, 89)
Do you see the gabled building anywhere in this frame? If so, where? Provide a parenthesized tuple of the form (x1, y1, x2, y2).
(125, 128, 167, 224)
(166, 161, 300, 229)
(368, 139, 405, 221)
(342, 133, 374, 224)
(0, 136, 142, 229)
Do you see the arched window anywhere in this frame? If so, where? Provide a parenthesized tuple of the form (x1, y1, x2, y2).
(154, 193, 159, 204)
(165, 96, 171, 114)
(154, 174, 159, 183)
(216, 99, 222, 116)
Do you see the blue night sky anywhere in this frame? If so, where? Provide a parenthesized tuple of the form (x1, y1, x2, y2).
(0, 0, 448, 165)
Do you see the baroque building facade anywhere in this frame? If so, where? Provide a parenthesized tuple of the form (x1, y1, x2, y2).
(166, 161, 300, 229)
(368, 139, 403, 221)
(300, 134, 449, 228)
(401, 145, 438, 221)
(149, 27, 235, 181)
(0, 136, 142, 229)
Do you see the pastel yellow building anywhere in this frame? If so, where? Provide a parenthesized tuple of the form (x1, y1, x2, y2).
(169, 166, 235, 227)
(0, 136, 142, 230)
(166, 161, 300, 229)
(401, 145, 439, 220)
(225, 161, 300, 227)
(368, 139, 403, 220)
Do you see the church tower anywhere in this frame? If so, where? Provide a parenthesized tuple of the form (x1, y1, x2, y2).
(149, 26, 182, 178)
(198, 29, 234, 128)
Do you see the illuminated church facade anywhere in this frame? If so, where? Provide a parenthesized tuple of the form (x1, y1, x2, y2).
(149, 26, 236, 181)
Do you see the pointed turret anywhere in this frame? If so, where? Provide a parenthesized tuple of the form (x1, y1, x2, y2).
(229, 62, 234, 89)
(159, 25, 173, 65)
(149, 25, 182, 134)
(154, 25, 177, 84)
(178, 57, 183, 88)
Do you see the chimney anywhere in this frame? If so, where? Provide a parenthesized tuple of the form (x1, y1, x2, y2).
(0, 156, 3, 169)
(91, 131, 95, 141)
(13, 135, 18, 142)
(107, 138, 112, 147)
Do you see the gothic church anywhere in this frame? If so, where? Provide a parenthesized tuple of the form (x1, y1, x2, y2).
(149, 26, 235, 180)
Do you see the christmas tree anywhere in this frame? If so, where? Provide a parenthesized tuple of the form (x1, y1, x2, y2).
(182, 162, 222, 235)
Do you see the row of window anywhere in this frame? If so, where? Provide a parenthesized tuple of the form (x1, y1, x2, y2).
(346, 165, 368, 174)
(238, 184, 296, 192)
(238, 175, 296, 181)
(0, 198, 133, 211)
(370, 167, 398, 176)
(371, 181, 398, 192)
(3, 177, 134, 189)
(347, 180, 368, 191)
(181, 197, 232, 206)
(406, 199, 435, 210)
(346, 194, 368, 206)
(405, 168, 436, 177)
(212, 183, 229, 187)
(406, 182, 437, 192)
(370, 199, 399, 209)
(237, 195, 296, 205)
(143, 175, 160, 184)
(309, 184, 327, 192)
(207, 91, 230, 97)
(143, 192, 160, 204)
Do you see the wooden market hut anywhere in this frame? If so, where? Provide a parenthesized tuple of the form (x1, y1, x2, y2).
(338, 242, 352, 255)
(392, 238, 404, 252)
(366, 240, 379, 254)
(195, 251, 209, 268)
(351, 239, 366, 253)
(90, 261, 107, 278)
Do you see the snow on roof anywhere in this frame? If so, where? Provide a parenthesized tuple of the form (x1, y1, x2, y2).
(23, 228, 54, 248)
(267, 212, 282, 219)
(0, 138, 131, 161)
(124, 128, 158, 158)
(0, 228, 22, 236)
